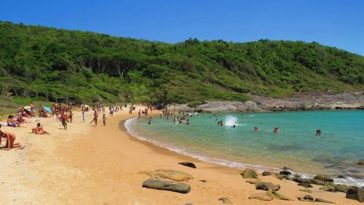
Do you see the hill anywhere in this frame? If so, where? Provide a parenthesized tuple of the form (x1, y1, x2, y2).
(1, 21, 364, 105)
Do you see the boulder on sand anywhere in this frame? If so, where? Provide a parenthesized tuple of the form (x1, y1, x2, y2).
(240, 168, 258, 179)
(314, 174, 334, 183)
(346, 186, 364, 202)
(256, 182, 280, 191)
(139, 169, 193, 182)
(178, 162, 197, 168)
(142, 178, 191, 194)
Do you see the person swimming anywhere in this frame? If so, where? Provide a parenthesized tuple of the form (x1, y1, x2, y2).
(315, 129, 321, 136)
(273, 127, 280, 133)
(254, 126, 259, 132)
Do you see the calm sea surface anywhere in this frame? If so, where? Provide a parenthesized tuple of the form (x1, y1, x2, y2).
(125, 110, 364, 186)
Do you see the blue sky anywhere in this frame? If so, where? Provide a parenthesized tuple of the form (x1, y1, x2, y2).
(1, 0, 363, 55)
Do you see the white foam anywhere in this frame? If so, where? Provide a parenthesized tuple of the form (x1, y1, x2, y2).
(225, 115, 238, 127)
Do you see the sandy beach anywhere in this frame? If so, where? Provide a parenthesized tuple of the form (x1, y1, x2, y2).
(0, 107, 361, 205)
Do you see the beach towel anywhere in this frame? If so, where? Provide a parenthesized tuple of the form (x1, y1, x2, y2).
(43, 106, 52, 113)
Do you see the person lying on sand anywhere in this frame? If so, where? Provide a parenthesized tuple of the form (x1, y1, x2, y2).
(7, 115, 20, 127)
(0, 129, 24, 150)
(32, 123, 49, 135)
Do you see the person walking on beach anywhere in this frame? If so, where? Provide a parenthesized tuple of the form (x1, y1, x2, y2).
(61, 113, 69, 130)
(90, 110, 98, 126)
(102, 113, 106, 126)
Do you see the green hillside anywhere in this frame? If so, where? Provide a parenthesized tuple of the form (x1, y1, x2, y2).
(1, 21, 364, 105)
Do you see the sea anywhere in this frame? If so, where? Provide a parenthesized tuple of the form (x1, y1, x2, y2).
(125, 110, 364, 187)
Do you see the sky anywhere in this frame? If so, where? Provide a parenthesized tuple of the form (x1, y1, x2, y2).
(0, 0, 363, 55)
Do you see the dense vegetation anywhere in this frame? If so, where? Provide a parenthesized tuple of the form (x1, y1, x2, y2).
(1, 21, 364, 105)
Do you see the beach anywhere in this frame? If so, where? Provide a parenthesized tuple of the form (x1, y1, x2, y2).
(0, 107, 362, 205)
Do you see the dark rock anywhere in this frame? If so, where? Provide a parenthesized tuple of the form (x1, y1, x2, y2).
(255, 182, 280, 191)
(293, 177, 311, 184)
(262, 171, 273, 176)
(346, 186, 364, 202)
(199, 180, 207, 183)
(298, 183, 313, 188)
(142, 178, 191, 194)
(279, 170, 292, 176)
(315, 198, 335, 204)
(298, 194, 314, 202)
(337, 175, 345, 178)
(311, 179, 325, 185)
(178, 162, 197, 168)
(357, 160, 364, 166)
(335, 184, 349, 193)
(218, 197, 232, 204)
(240, 168, 258, 179)
(314, 174, 334, 183)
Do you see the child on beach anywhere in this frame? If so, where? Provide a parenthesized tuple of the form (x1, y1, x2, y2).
(102, 113, 106, 126)
(60, 113, 69, 130)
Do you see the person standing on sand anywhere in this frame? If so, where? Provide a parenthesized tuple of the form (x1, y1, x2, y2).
(102, 113, 106, 126)
(90, 110, 98, 126)
(69, 110, 73, 123)
(61, 113, 69, 130)
(82, 111, 85, 122)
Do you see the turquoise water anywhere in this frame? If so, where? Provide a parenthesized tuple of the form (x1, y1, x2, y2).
(125, 111, 364, 186)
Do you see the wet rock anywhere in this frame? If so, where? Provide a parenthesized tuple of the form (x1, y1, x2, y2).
(311, 179, 325, 185)
(262, 171, 273, 176)
(293, 177, 311, 184)
(298, 194, 314, 202)
(314, 174, 334, 183)
(337, 175, 345, 178)
(357, 160, 364, 166)
(279, 170, 292, 176)
(256, 182, 280, 191)
(298, 183, 313, 188)
(248, 192, 274, 201)
(218, 197, 232, 204)
(142, 178, 191, 194)
(276, 174, 294, 181)
(178, 162, 197, 168)
(315, 198, 335, 204)
(240, 168, 258, 179)
(346, 186, 364, 202)
(139, 169, 194, 182)
(335, 184, 349, 193)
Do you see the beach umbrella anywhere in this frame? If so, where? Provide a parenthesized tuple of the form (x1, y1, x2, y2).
(43, 106, 52, 113)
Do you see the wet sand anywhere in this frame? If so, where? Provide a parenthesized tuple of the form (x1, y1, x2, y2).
(0, 107, 361, 204)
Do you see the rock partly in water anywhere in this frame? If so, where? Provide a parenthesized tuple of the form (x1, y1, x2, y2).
(357, 160, 364, 166)
(314, 174, 334, 183)
(315, 198, 335, 204)
(262, 171, 273, 176)
(256, 182, 280, 191)
(139, 169, 194, 182)
(248, 192, 274, 201)
(346, 186, 364, 202)
(240, 168, 258, 179)
(311, 179, 325, 185)
(178, 162, 197, 169)
(293, 177, 311, 184)
(279, 170, 292, 176)
(218, 197, 232, 204)
(142, 178, 191, 194)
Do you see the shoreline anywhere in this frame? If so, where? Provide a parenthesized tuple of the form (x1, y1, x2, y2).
(0, 108, 362, 204)
(123, 115, 364, 188)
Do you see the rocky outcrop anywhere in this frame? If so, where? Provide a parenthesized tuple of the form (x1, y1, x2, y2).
(142, 178, 191, 194)
(256, 182, 280, 191)
(346, 187, 364, 202)
(314, 174, 334, 183)
(168, 92, 364, 112)
(139, 169, 193, 182)
(240, 168, 258, 179)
